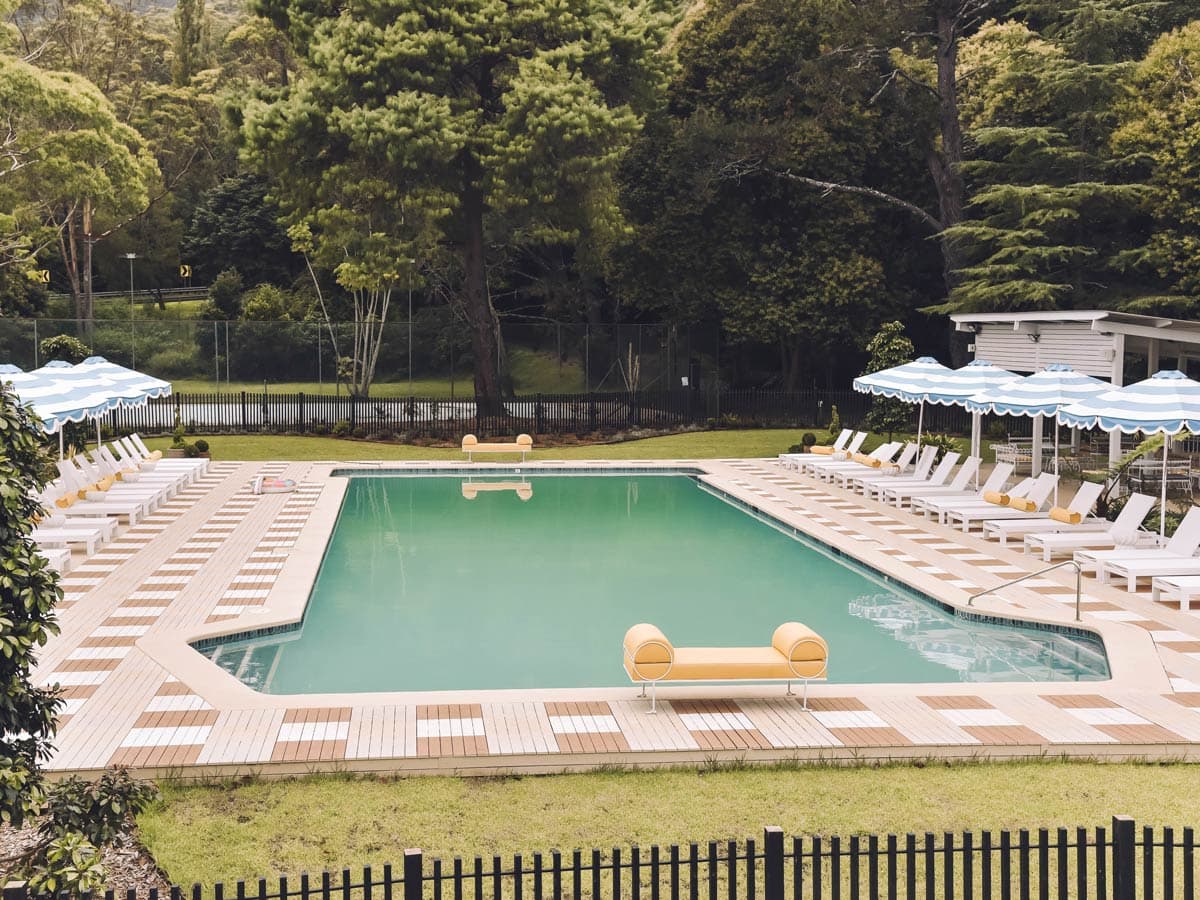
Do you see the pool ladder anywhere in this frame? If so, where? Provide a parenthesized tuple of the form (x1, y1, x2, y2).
(967, 560, 1083, 622)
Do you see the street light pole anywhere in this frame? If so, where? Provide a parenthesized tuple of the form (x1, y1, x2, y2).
(123, 252, 138, 367)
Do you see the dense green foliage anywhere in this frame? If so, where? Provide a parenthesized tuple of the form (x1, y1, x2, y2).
(1, 0, 1198, 390)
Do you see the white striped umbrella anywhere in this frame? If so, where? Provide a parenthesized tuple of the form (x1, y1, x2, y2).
(924, 359, 1020, 406)
(965, 364, 1109, 504)
(853, 357, 954, 447)
(32, 360, 124, 449)
(1, 363, 113, 455)
(1058, 369, 1200, 535)
(77, 355, 172, 405)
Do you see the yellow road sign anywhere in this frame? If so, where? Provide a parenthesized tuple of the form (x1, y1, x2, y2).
(36, 269, 50, 284)
(179, 264, 192, 278)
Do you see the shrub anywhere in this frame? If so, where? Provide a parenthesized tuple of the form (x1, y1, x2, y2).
(826, 405, 841, 442)
(802, 432, 817, 449)
(193, 439, 209, 453)
(986, 419, 1009, 440)
(39, 334, 89, 364)
(351, 426, 367, 439)
(920, 432, 960, 463)
(332, 419, 351, 437)
(143, 348, 198, 379)
(312, 422, 331, 436)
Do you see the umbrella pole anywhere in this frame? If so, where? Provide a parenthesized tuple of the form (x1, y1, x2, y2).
(58, 429, 63, 460)
(916, 401, 925, 451)
(95, 418, 101, 452)
(1053, 416, 1060, 507)
(1161, 436, 1169, 538)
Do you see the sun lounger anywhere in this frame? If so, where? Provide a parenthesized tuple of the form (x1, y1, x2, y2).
(1075, 507, 1200, 586)
(849, 444, 933, 494)
(780, 429, 854, 469)
(945, 473, 1058, 532)
(127, 433, 209, 478)
(623, 622, 828, 712)
(866, 450, 958, 503)
(795, 432, 869, 474)
(879, 457, 982, 508)
(50, 464, 157, 523)
(1151, 574, 1200, 609)
(32, 524, 103, 556)
(836, 442, 921, 489)
(59, 458, 166, 508)
(813, 443, 902, 482)
(981, 481, 1104, 546)
(95, 446, 187, 495)
(1023, 494, 1157, 561)
(461, 433, 533, 462)
(39, 547, 71, 574)
(909, 465, 1014, 517)
(916, 475, 1034, 523)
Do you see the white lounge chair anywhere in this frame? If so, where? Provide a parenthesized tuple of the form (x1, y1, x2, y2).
(95, 446, 187, 495)
(39, 546, 71, 574)
(909, 464, 1015, 518)
(1023, 493, 1157, 562)
(1151, 574, 1200, 609)
(32, 524, 103, 556)
(854, 445, 937, 496)
(837, 442, 920, 490)
(813, 443, 902, 482)
(945, 473, 1058, 533)
(128, 433, 209, 478)
(1094, 507, 1200, 591)
(1075, 506, 1200, 584)
(868, 451, 959, 504)
(778, 429, 853, 469)
(61, 458, 166, 508)
(880, 457, 982, 508)
(51, 463, 158, 522)
(981, 481, 1105, 547)
(796, 432, 869, 475)
(916, 475, 1034, 524)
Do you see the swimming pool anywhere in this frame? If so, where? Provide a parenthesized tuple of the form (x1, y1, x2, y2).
(197, 474, 1109, 693)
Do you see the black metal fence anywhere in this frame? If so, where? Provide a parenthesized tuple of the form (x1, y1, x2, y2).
(104, 390, 978, 439)
(0, 818, 1192, 900)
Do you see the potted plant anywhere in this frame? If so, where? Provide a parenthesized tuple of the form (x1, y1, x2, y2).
(193, 438, 210, 459)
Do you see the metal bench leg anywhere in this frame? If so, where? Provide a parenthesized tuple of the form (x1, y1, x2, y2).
(649, 682, 657, 714)
(785, 680, 794, 697)
(801, 680, 810, 711)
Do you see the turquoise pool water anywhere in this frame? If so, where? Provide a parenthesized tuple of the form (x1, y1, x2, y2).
(197, 474, 1109, 694)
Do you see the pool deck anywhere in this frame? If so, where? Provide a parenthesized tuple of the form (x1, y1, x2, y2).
(35, 457, 1200, 778)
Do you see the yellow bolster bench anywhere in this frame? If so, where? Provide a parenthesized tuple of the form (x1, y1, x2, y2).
(461, 433, 533, 462)
(622, 622, 828, 712)
(461, 480, 534, 501)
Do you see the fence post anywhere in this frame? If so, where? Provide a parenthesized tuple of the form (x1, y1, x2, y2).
(241, 391, 247, 432)
(299, 392, 305, 433)
(764, 827, 784, 900)
(404, 849, 423, 900)
(1112, 816, 1135, 900)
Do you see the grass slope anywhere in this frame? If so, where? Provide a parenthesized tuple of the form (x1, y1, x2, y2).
(139, 763, 1196, 887)
(144, 429, 807, 460)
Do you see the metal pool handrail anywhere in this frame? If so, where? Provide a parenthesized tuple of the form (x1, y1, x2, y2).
(968, 560, 1083, 622)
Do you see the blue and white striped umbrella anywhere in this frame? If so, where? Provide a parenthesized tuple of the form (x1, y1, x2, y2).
(924, 359, 1020, 407)
(966, 364, 1109, 504)
(852, 356, 953, 403)
(965, 364, 1108, 417)
(1, 364, 112, 434)
(1057, 370, 1200, 535)
(1057, 369, 1200, 435)
(77, 356, 172, 407)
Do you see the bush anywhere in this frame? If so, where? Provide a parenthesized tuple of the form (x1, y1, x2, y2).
(920, 432, 960, 463)
(332, 419, 351, 437)
(143, 348, 198, 379)
(312, 422, 331, 436)
(826, 405, 841, 442)
(986, 419, 1009, 440)
(39, 334, 90, 364)
(802, 432, 817, 449)
(193, 439, 209, 453)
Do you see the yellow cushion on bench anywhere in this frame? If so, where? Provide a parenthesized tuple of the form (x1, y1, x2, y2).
(852, 452, 881, 468)
(671, 647, 796, 681)
(809, 445, 835, 455)
(148, 449, 163, 461)
(1008, 496, 1038, 512)
(984, 490, 1009, 505)
(623, 624, 674, 681)
(95, 476, 114, 492)
(55, 494, 76, 509)
(462, 434, 478, 449)
(1048, 506, 1081, 524)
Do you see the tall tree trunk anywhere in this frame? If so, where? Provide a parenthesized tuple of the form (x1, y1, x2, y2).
(82, 197, 94, 324)
(461, 183, 505, 417)
(929, 3, 966, 291)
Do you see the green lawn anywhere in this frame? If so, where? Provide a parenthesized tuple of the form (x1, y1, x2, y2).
(144, 428, 807, 460)
(139, 763, 1196, 887)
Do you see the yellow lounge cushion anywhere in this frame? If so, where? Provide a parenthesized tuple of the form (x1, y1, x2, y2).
(983, 490, 1009, 506)
(852, 453, 882, 468)
(809, 445, 835, 455)
(148, 449, 163, 461)
(623, 624, 674, 681)
(55, 493, 76, 509)
(462, 434, 478, 449)
(1008, 496, 1038, 512)
(772, 622, 828, 663)
(670, 647, 798, 681)
(1048, 506, 1081, 524)
(95, 476, 114, 492)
